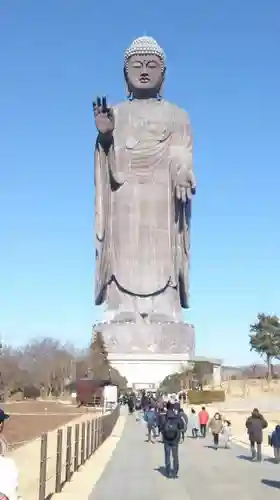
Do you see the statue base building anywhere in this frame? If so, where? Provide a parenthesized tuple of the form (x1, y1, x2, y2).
(93, 320, 195, 390)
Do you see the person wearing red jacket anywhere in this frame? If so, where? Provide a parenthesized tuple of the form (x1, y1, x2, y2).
(199, 406, 209, 437)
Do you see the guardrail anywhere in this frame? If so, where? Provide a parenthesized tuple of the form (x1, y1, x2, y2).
(38, 404, 120, 500)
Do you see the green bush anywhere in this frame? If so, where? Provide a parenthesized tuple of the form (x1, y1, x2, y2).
(187, 390, 225, 405)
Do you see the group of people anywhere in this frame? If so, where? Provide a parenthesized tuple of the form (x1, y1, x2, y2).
(137, 398, 233, 478)
(125, 389, 280, 473)
(142, 399, 280, 473)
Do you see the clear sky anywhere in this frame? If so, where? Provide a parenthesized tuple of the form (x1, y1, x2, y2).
(0, 1, 279, 365)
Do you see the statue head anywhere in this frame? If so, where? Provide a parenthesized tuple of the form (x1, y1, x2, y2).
(124, 36, 166, 100)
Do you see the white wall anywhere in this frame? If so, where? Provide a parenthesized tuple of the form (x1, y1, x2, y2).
(212, 364, 222, 387)
(110, 359, 189, 388)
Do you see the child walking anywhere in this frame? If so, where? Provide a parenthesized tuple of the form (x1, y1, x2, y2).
(199, 406, 209, 438)
(270, 424, 280, 463)
(144, 405, 157, 443)
(222, 420, 232, 448)
(189, 408, 199, 438)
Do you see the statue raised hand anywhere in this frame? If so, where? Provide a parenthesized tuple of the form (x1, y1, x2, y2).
(93, 96, 115, 135)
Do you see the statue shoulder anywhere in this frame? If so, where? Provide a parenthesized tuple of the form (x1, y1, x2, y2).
(163, 100, 191, 125)
(112, 101, 130, 116)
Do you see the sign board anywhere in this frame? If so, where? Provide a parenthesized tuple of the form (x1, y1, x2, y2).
(132, 383, 156, 391)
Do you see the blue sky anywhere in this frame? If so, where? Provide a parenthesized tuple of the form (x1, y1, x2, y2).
(0, 1, 279, 365)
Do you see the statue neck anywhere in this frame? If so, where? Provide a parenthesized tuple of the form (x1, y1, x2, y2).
(129, 96, 161, 103)
(130, 88, 161, 100)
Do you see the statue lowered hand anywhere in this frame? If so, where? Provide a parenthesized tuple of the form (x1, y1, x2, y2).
(175, 168, 196, 202)
(93, 96, 115, 135)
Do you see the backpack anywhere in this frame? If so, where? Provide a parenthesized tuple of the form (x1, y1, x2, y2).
(163, 418, 179, 441)
(145, 411, 155, 425)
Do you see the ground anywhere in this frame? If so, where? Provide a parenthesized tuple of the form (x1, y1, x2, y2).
(2, 400, 94, 449)
(89, 410, 280, 500)
(222, 378, 280, 403)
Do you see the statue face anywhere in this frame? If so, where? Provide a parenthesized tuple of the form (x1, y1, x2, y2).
(126, 54, 164, 98)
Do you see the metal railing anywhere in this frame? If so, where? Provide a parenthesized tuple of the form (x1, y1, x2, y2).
(38, 405, 120, 500)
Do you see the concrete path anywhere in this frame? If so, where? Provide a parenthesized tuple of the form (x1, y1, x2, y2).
(90, 414, 280, 500)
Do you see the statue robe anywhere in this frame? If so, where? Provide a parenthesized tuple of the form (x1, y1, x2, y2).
(94, 99, 194, 311)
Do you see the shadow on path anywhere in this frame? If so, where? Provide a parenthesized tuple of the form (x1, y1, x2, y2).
(264, 457, 278, 464)
(261, 479, 280, 489)
(154, 466, 169, 478)
(237, 454, 253, 461)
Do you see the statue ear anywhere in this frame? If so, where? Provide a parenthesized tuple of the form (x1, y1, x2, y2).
(124, 67, 133, 99)
(158, 67, 166, 99)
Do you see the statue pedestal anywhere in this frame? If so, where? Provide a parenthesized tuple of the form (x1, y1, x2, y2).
(93, 320, 195, 389)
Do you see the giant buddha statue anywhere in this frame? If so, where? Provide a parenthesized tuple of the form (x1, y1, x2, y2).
(93, 36, 196, 329)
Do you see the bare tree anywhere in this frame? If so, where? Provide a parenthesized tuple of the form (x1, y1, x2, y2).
(19, 338, 74, 395)
(0, 334, 127, 398)
(0, 345, 29, 393)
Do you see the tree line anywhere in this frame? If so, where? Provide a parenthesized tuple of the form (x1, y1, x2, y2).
(0, 329, 127, 398)
(2, 313, 277, 398)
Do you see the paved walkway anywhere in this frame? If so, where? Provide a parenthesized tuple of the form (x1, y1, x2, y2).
(90, 413, 280, 500)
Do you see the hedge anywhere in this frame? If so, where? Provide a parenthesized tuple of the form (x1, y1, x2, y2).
(187, 390, 225, 405)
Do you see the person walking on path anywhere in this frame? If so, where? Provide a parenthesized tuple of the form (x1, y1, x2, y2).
(157, 405, 166, 440)
(222, 419, 232, 448)
(245, 408, 268, 461)
(173, 399, 180, 413)
(127, 394, 135, 414)
(178, 407, 188, 442)
(189, 408, 199, 438)
(162, 401, 183, 478)
(198, 406, 209, 437)
(269, 424, 280, 463)
(144, 405, 157, 443)
(208, 412, 223, 449)
(0, 410, 9, 436)
(154, 404, 161, 437)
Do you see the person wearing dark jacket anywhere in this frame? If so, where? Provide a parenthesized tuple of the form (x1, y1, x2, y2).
(173, 400, 181, 413)
(270, 424, 280, 462)
(157, 407, 167, 439)
(141, 392, 149, 411)
(127, 395, 134, 414)
(245, 408, 268, 461)
(162, 403, 183, 478)
(178, 408, 188, 442)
